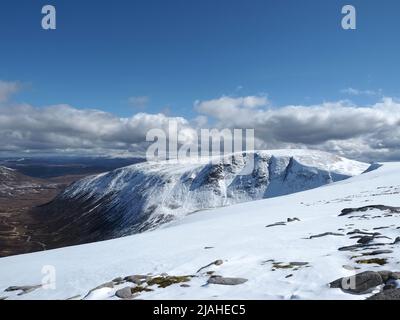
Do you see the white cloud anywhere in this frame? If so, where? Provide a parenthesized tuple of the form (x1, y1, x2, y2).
(0, 81, 19, 102)
(194, 95, 269, 124)
(0, 103, 196, 156)
(2, 89, 400, 162)
(195, 95, 400, 162)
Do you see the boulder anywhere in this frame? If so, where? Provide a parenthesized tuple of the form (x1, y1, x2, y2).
(115, 287, 133, 299)
(329, 271, 383, 294)
(357, 236, 374, 244)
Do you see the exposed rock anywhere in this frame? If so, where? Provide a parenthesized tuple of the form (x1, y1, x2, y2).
(214, 259, 224, 266)
(289, 262, 309, 266)
(131, 286, 154, 294)
(393, 237, 400, 244)
(287, 217, 300, 223)
(357, 236, 375, 244)
(383, 283, 397, 291)
(207, 276, 248, 286)
(180, 284, 190, 288)
(338, 243, 386, 251)
(66, 295, 81, 300)
(196, 259, 224, 273)
(378, 271, 393, 282)
(115, 287, 133, 299)
(147, 275, 192, 288)
(329, 271, 383, 294)
(309, 232, 344, 239)
(356, 258, 387, 266)
(347, 229, 380, 236)
(0, 296, 7, 300)
(124, 275, 149, 284)
(367, 289, 400, 300)
(5, 285, 41, 295)
(340, 205, 400, 217)
(378, 271, 400, 281)
(265, 222, 286, 228)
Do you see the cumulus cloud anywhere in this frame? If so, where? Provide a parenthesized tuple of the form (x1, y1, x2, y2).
(2, 88, 400, 162)
(0, 81, 19, 102)
(195, 95, 400, 162)
(0, 103, 196, 156)
(194, 95, 269, 124)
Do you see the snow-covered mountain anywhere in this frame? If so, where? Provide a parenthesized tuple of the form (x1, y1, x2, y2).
(36, 150, 369, 246)
(0, 159, 399, 300)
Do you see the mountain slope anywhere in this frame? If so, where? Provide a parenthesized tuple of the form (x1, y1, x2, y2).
(0, 166, 51, 198)
(0, 161, 399, 300)
(33, 150, 369, 247)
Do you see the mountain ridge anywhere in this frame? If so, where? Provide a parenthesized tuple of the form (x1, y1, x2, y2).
(32, 149, 369, 248)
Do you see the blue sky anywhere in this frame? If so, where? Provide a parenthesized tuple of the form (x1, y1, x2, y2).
(1, 0, 400, 161)
(1, 0, 400, 117)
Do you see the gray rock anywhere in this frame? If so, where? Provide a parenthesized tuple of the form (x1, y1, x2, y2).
(340, 205, 400, 217)
(393, 237, 400, 244)
(5, 285, 41, 295)
(383, 283, 397, 291)
(289, 262, 309, 266)
(214, 260, 224, 266)
(265, 222, 286, 228)
(287, 217, 300, 223)
(329, 271, 383, 294)
(309, 232, 344, 239)
(378, 271, 394, 282)
(357, 236, 374, 244)
(115, 287, 133, 299)
(362, 250, 393, 256)
(338, 243, 386, 251)
(378, 271, 400, 281)
(367, 289, 400, 300)
(124, 275, 149, 285)
(373, 226, 390, 230)
(347, 229, 380, 236)
(180, 284, 190, 288)
(207, 276, 248, 286)
(196, 259, 224, 273)
(391, 272, 400, 280)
